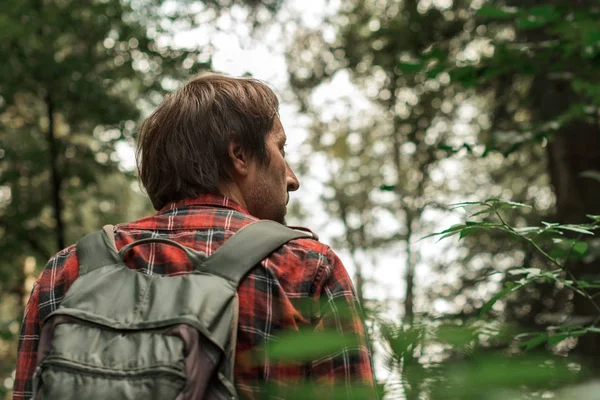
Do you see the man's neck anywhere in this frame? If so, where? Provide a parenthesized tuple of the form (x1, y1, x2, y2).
(218, 182, 247, 210)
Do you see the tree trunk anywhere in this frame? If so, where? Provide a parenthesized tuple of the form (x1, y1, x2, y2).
(547, 128, 600, 364)
(404, 215, 415, 322)
(534, 77, 600, 364)
(45, 93, 66, 251)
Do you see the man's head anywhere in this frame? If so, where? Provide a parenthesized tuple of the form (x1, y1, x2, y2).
(136, 72, 299, 223)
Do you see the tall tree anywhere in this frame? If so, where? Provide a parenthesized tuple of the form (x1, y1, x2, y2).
(473, 0, 600, 362)
(0, 0, 202, 306)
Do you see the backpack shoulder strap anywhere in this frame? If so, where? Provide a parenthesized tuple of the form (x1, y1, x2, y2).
(76, 224, 121, 276)
(200, 220, 314, 286)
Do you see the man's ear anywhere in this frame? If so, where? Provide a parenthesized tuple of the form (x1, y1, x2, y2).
(228, 140, 249, 177)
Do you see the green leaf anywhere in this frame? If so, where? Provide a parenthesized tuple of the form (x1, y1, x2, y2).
(479, 283, 520, 316)
(580, 170, 600, 182)
(437, 144, 456, 152)
(556, 225, 595, 235)
(513, 226, 543, 235)
(397, 62, 424, 74)
(436, 231, 462, 241)
(477, 6, 517, 19)
(421, 223, 482, 241)
(380, 184, 396, 192)
(583, 28, 600, 48)
(449, 66, 480, 87)
(517, 15, 548, 30)
(459, 227, 479, 239)
(450, 201, 487, 209)
(508, 268, 542, 278)
(0, 329, 14, 341)
(549, 239, 588, 260)
(501, 200, 532, 209)
(421, 48, 448, 61)
(542, 221, 560, 227)
(549, 247, 569, 260)
(442, 354, 578, 396)
(547, 331, 585, 346)
(577, 280, 600, 289)
(266, 329, 358, 362)
(573, 241, 589, 256)
(522, 333, 548, 350)
(437, 224, 467, 234)
(528, 5, 560, 22)
(436, 324, 475, 348)
(470, 208, 495, 217)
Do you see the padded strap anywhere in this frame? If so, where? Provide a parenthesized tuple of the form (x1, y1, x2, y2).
(200, 220, 313, 286)
(76, 226, 121, 276)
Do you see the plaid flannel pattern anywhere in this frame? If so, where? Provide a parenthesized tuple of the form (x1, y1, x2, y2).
(14, 194, 377, 399)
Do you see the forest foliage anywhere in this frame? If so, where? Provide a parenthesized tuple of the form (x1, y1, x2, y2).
(2, 0, 600, 399)
(285, 0, 600, 398)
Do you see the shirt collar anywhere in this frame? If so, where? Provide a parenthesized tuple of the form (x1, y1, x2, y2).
(157, 194, 251, 216)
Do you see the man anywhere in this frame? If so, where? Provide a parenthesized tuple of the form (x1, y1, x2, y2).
(14, 73, 377, 399)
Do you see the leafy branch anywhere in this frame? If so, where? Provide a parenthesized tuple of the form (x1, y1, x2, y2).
(422, 199, 600, 348)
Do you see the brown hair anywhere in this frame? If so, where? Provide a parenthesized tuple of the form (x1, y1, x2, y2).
(136, 72, 279, 210)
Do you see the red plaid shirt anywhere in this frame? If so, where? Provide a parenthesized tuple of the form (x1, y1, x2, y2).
(14, 194, 376, 399)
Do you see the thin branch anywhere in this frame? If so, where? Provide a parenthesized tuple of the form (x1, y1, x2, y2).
(493, 207, 600, 315)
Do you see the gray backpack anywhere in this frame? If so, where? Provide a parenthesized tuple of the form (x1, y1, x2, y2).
(32, 221, 311, 400)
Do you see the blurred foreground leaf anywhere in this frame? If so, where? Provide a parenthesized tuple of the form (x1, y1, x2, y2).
(261, 328, 359, 363)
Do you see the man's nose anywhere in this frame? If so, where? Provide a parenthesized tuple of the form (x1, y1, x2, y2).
(286, 163, 300, 192)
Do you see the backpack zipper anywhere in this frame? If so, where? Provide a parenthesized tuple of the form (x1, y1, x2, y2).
(38, 355, 187, 380)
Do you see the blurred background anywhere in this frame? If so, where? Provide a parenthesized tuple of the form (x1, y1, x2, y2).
(1, 0, 600, 398)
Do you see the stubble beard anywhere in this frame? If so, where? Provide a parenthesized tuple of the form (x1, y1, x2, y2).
(248, 175, 287, 224)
